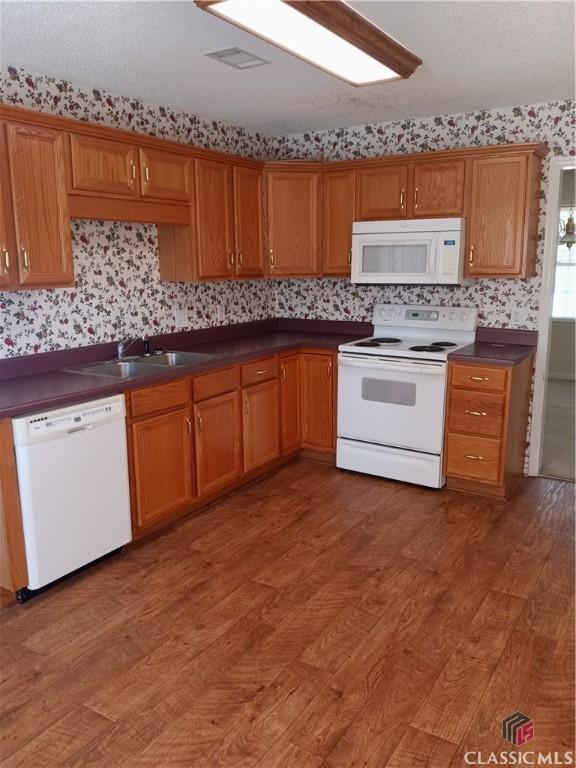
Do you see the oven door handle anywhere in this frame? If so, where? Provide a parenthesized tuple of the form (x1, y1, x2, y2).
(338, 355, 446, 376)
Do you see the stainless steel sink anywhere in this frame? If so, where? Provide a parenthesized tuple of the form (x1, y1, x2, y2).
(64, 350, 214, 379)
(138, 351, 214, 367)
(65, 360, 158, 379)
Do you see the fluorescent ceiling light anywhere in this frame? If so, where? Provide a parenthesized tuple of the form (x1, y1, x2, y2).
(196, 0, 421, 86)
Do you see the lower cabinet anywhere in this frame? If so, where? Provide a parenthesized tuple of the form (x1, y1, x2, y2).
(280, 354, 301, 455)
(194, 390, 242, 497)
(130, 407, 194, 531)
(300, 352, 335, 451)
(242, 379, 280, 472)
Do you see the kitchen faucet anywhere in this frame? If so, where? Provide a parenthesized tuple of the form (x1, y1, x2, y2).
(117, 336, 149, 359)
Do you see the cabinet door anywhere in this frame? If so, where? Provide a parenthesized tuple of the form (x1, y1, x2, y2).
(411, 160, 465, 217)
(322, 169, 355, 275)
(233, 166, 264, 276)
(356, 164, 408, 220)
(7, 124, 73, 287)
(280, 355, 301, 454)
(242, 380, 280, 472)
(70, 134, 138, 196)
(267, 170, 319, 276)
(194, 391, 242, 497)
(466, 155, 528, 277)
(130, 408, 194, 532)
(139, 148, 192, 201)
(300, 353, 334, 451)
(0, 124, 17, 288)
(195, 159, 235, 278)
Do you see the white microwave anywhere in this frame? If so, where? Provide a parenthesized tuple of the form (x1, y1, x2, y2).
(351, 218, 469, 285)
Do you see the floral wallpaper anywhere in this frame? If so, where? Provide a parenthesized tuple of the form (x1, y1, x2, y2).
(270, 99, 575, 330)
(0, 65, 574, 358)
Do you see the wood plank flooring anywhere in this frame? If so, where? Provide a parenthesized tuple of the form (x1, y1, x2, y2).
(0, 459, 574, 767)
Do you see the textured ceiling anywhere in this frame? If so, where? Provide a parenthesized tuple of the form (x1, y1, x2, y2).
(1, 0, 574, 135)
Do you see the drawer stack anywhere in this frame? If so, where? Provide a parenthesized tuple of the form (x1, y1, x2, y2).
(444, 358, 533, 498)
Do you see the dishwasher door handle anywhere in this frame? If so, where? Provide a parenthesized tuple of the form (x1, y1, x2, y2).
(67, 424, 93, 435)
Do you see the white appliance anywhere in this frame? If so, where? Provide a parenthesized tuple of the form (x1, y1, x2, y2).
(351, 218, 468, 285)
(12, 395, 132, 594)
(337, 303, 478, 488)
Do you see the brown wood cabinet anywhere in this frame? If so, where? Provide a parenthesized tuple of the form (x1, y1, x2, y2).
(70, 134, 139, 196)
(195, 158, 235, 279)
(465, 154, 538, 278)
(300, 352, 335, 451)
(410, 159, 465, 217)
(242, 379, 280, 472)
(5, 123, 73, 288)
(266, 169, 319, 276)
(0, 124, 17, 288)
(280, 354, 301, 455)
(322, 169, 355, 275)
(233, 166, 264, 276)
(130, 408, 194, 532)
(139, 147, 192, 201)
(194, 390, 242, 497)
(356, 164, 408, 220)
(444, 357, 533, 498)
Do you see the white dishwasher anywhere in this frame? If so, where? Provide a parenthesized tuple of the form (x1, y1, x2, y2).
(12, 395, 132, 597)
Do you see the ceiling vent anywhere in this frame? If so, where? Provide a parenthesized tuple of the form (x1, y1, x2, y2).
(205, 47, 269, 70)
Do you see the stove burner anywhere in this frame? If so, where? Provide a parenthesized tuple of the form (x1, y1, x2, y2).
(354, 340, 381, 347)
(409, 345, 447, 352)
(431, 341, 457, 348)
(372, 337, 402, 344)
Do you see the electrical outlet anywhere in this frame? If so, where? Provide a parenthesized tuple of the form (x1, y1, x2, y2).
(511, 308, 530, 326)
(174, 309, 189, 329)
(217, 306, 225, 323)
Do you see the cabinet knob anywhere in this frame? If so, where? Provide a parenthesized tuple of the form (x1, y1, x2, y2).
(1, 245, 9, 273)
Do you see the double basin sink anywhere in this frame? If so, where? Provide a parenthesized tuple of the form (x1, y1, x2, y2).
(65, 351, 214, 380)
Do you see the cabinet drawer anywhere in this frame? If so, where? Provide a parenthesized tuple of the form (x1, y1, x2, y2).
(448, 389, 505, 437)
(241, 357, 278, 387)
(193, 366, 239, 402)
(445, 433, 502, 484)
(450, 363, 508, 393)
(130, 379, 190, 418)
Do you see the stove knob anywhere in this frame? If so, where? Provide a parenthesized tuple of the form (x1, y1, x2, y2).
(449, 312, 457, 321)
(388, 309, 397, 318)
(460, 312, 468, 321)
(430, 311, 438, 320)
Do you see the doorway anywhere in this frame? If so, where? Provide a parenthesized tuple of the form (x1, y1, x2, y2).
(531, 161, 575, 481)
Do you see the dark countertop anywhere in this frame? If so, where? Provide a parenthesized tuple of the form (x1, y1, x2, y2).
(448, 341, 536, 365)
(0, 331, 360, 419)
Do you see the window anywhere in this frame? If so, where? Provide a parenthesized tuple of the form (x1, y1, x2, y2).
(553, 206, 576, 319)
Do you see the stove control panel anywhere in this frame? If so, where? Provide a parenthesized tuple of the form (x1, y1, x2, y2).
(373, 304, 477, 331)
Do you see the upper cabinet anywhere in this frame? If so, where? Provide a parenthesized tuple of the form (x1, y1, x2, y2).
(410, 159, 465, 217)
(465, 154, 539, 279)
(195, 158, 235, 279)
(233, 166, 264, 277)
(266, 169, 320, 276)
(356, 159, 466, 221)
(356, 164, 408, 220)
(70, 134, 139, 196)
(322, 169, 355, 276)
(3, 122, 73, 289)
(138, 147, 192, 201)
(0, 124, 17, 289)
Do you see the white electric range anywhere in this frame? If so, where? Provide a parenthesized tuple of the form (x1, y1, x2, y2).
(337, 303, 478, 488)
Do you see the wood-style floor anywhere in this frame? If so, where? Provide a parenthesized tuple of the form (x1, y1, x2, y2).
(0, 459, 574, 768)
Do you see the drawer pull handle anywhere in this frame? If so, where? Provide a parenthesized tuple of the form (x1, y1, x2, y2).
(197, 412, 203, 431)
(465, 410, 487, 417)
(21, 246, 29, 271)
(143, 163, 150, 183)
(130, 160, 136, 182)
(281, 366, 286, 381)
(1, 245, 9, 273)
(186, 417, 192, 438)
(228, 251, 234, 268)
(469, 245, 474, 265)
(269, 249, 274, 269)
(399, 188, 405, 208)
(256, 369, 268, 375)
(468, 375, 489, 382)
(414, 188, 418, 208)
(464, 454, 484, 461)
